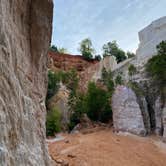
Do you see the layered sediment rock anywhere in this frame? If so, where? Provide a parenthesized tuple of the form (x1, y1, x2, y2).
(112, 86, 146, 136)
(0, 0, 53, 165)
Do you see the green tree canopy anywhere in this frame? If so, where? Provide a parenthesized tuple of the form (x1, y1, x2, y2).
(102, 41, 127, 63)
(78, 38, 95, 60)
(127, 51, 135, 58)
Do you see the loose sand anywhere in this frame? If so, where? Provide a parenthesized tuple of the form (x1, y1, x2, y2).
(48, 128, 166, 166)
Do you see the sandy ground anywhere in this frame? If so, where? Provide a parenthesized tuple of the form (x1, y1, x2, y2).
(48, 128, 166, 166)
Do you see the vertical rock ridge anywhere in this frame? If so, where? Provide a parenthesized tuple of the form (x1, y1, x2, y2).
(0, 0, 53, 165)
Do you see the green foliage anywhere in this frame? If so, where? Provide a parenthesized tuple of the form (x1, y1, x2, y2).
(102, 41, 127, 63)
(94, 55, 102, 61)
(68, 94, 87, 130)
(79, 38, 95, 60)
(49, 45, 68, 53)
(101, 67, 114, 94)
(115, 74, 123, 85)
(156, 41, 166, 55)
(68, 81, 113, 130)
(127, 51, 135, 58)
(128, 81, 144, 97)
(46, 107, 61, 136)
(86, 82, 112, 122)
(46, 70, 60, 101)
(58, 47, 68, 54)
(49, 45, 58, 52)
(128, 64, 137, 76)
(146, 41, 166, 87)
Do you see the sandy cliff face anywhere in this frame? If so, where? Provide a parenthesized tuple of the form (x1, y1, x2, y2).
(0, 0, 53, 165)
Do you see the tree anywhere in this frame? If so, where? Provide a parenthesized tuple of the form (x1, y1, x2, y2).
(146, 41, 166, 88)
(78, 38, 95, 60)
(102, 41, 127, 63)
(127, 51, 135, 58)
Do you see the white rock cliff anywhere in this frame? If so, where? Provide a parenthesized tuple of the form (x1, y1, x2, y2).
(0, 0, 53, 165)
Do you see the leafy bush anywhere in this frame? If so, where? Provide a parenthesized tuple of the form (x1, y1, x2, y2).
(115, 74, 123, 85)
(128, 64, 137, 76)
(86, 82, 112, 122)
(68, 94, 87, 130)
(101, 67, 114, 95)
(146, 41, 166, 86)
(46, 70, 60, 101)
(46, 107, 61, 136)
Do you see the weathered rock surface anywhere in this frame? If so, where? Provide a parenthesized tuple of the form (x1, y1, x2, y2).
(154, 97, 163, 135)
(112, 86, 146, 136)
(47, 83, 70, 130)
(136, 16, 166, 66)
(163, 105, 166, 142)
(0, 0, 53, 165)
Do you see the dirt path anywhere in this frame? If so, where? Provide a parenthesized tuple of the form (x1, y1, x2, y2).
(48, 129, 166, 166)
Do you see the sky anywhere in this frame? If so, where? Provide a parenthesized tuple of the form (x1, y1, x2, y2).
(51, 0, 166, 55)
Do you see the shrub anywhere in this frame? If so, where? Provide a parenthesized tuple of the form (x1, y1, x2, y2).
(46, 70, 60, 101)
(115, 74, 123, 85)
(146, 41, 166, 86)
(101, 67, 114, 95)
(46, 107, 61, 136)
(128, 64, 137, 76)
(68, 94, 87, 130)
(86, 82, 112, 122)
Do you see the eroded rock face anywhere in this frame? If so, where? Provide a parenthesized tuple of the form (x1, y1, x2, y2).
(112, 86, 146, 136)
(136, 16, 166, 65)
(0, 0, 53, 165)
(163, 105, 166, 142)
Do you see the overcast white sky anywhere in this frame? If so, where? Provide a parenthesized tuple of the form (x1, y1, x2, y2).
(52, 0, 166, 55)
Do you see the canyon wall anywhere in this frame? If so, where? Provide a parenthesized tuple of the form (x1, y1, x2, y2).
(0, 0, 53, 165)
(112, 17, 166, 140)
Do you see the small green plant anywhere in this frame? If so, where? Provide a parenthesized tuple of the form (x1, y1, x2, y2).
(46, 107, 61, 136)
(115, 74, 123, 85)
(46, 70, 60, 101)
(101, 67, 114, 95)
(127, 51, 135, 58)
(128, 81, 144, 97)
(128, 64, 137, 76)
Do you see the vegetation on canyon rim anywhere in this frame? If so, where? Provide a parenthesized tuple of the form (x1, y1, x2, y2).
(50, 38, 135, 62)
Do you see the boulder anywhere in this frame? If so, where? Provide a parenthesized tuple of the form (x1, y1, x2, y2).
(112, 86, 146, 136)
(0, 0, 53, 165)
